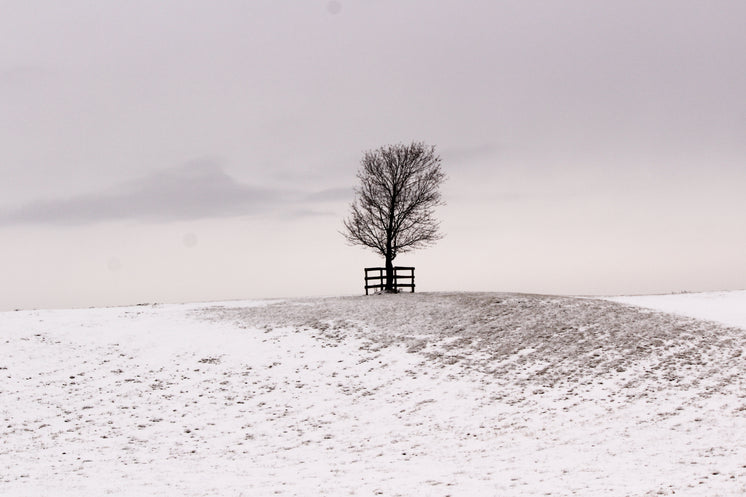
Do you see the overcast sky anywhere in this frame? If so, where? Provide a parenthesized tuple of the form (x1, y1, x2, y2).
(2, 0, 745, 310)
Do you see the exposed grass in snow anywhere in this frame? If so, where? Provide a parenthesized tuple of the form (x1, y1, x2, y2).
(2, 292, 746, 496)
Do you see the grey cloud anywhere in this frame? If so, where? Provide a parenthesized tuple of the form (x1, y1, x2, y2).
(0, 161, 283, 225)
(282, 208, 337, 219)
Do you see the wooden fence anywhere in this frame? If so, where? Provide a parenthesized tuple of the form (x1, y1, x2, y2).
(364, 266, 415, 295)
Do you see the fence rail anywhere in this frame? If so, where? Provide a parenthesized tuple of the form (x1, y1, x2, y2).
(364, 266, 415, 295)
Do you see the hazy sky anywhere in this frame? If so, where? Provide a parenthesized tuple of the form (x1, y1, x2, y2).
(2, 0, 745, 310)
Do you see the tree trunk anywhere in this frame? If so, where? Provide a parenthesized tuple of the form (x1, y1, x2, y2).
(385, 252, 395, 292)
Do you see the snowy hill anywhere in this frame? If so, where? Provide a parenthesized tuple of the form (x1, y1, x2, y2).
(2, 292, 745, 496)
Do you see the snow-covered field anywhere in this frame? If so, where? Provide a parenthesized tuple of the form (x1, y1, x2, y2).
(606, 290, 746, 330)
(2, 292, 745, 496)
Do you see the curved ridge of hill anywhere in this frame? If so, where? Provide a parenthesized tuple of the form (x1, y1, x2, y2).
(208, 292, 745, 406)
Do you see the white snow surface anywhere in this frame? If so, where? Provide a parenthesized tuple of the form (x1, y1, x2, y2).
(2, 292, 746, 496)
(605, 290, 746, 330)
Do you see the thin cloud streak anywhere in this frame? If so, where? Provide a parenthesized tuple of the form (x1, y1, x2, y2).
(304, 187, 353, 203)
(0, 161, 281, 225)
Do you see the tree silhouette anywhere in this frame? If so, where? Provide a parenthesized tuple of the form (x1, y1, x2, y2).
(343, 141, 445, 292)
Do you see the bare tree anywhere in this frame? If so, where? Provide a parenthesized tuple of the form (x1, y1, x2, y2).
(343, 141, 445, 292)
